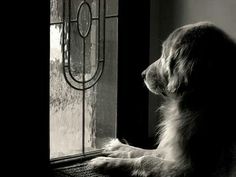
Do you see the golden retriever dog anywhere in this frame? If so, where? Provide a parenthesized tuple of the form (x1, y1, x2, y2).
(89, 22, 236, 177)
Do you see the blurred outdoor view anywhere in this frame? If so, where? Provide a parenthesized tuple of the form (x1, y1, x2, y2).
(50, 0, 118, 159)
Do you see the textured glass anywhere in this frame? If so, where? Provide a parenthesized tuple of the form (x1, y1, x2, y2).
(78, 3, 91, 37)
(95, 17, 118, 148)
(50, 25, 83, 158)
(85, 20, 99, 80)
(50, 0, 118, 159)
(71, 0, 98, 20)
(70, 23, 84, 79)
(50, 0, 63, 23)
(106, 0, 118, 16)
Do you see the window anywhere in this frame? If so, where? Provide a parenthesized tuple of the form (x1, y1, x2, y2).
(50, 0, 118, 159)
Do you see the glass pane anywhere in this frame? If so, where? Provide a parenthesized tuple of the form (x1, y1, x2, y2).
(84, 17, 118, 151)
(50, 25, 83, 158)
(70, 23, 83, 79)
(106, 0, 118, 16)
(50, 0, 63, 23)
(71, 0, 83, 20)
(85, 88, 97, 151)
(78, 2, 92, 37)
(90, 0, 99, 18)
(50, 0, 118, 158)
(95, 17, 118, 148)
(85, 20, 99, 80)
(71, 0, 98, 21)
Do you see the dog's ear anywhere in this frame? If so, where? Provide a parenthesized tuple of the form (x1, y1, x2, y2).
(166, 63, 191, 95)
(166, 46, 216, 95)
(166, 47, 197, 95)
(165, 23, 236, 96)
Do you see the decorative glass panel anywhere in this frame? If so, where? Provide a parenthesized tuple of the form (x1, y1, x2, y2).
(50, 0, 118, 159)
(50, 0, 63, 23)
(50, 24, 83, 158)
(106, 0, 118, 16)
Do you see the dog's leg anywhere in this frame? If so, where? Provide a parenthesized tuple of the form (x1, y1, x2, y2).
(102, 139, 157, 158)
(89, 155, 177, 177)
(103, 148, 157, 158)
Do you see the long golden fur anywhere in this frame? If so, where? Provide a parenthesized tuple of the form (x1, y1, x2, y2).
(89, 22, 236, 177)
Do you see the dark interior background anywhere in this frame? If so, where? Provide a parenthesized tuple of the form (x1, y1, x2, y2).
(117, 0, 151, 148)
(117, 0, 236, 148)
(148, 0, 236, 139)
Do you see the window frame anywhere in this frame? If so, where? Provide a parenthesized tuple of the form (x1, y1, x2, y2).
(49, 0, 151, 167)
(50, 0, 119, 163)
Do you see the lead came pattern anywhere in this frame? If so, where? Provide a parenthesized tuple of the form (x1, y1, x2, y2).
(63, 0, 105, 90)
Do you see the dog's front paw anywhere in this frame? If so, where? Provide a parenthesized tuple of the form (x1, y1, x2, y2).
(103, 150, 130, 158)
(88, 157, 114, 173)
(88, 156, 135, 176)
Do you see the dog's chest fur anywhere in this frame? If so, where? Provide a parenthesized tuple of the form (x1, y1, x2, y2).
(157, 98, 196, 163)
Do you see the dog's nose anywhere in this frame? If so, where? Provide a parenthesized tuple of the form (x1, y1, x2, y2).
(141, 70, 146, 79)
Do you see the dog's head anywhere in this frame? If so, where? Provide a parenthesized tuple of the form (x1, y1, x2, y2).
(142, 21, 236, 97)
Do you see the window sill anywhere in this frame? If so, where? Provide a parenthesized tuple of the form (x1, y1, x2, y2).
(50, 149, 103, 168)
(50, 150, 109, 177)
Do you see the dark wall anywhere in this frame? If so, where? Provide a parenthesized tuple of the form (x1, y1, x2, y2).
(149, 0, 236, 138)
(117, 0, 151, 148)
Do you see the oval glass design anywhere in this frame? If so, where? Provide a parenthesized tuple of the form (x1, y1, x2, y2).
(77, 2, 92, 38)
